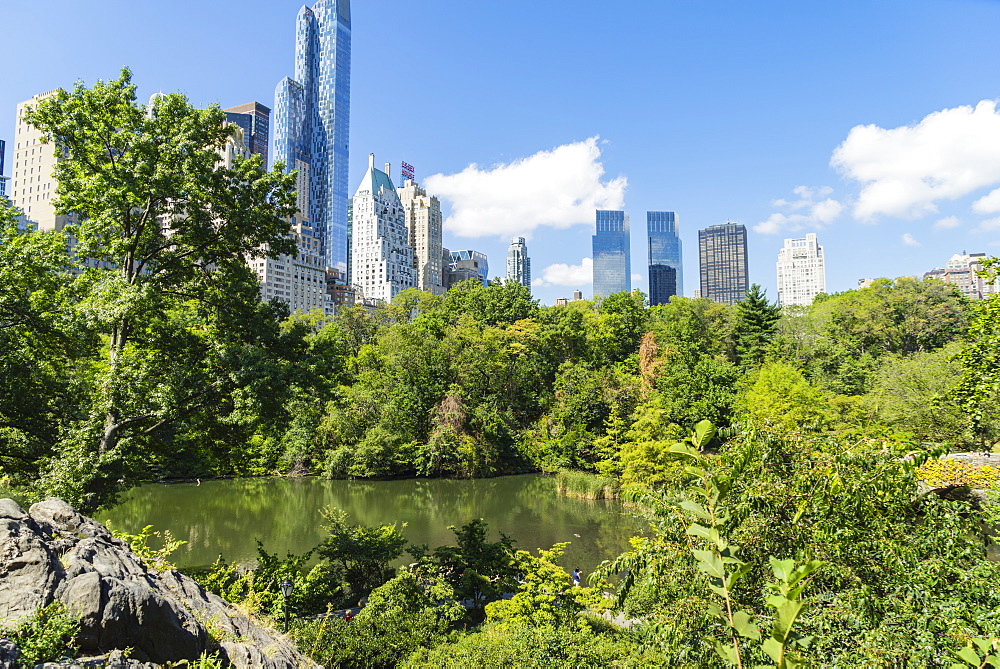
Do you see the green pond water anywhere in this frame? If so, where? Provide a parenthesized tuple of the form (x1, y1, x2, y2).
(103, 474, 645, 574)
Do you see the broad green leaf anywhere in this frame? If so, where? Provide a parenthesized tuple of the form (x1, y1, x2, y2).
(706, 603, 726, 622)
(680, 499, 712, 521)
(713, 639, 739, 666)
(693, 419, 717, 449)
(762, 637, 783, 664)
(732, 610, 761, 640)
(954, 646, 981, 665)
(692, 549, 725, 578)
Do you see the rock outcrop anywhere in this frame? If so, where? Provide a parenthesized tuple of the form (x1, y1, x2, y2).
(0, 498, 316, 667)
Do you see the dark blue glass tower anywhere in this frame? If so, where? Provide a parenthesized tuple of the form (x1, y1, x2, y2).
(592, 210, 631, 298)
(647, 211, 683, 305)
(0, 139, 7, 199)
(223, 102, 270, 167)
(274, 0, 351, 274)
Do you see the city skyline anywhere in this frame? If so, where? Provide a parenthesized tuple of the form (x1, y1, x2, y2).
(2, 1, 1000, 306)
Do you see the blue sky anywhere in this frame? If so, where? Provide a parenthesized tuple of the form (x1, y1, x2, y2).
(3, 0, 1000, 305)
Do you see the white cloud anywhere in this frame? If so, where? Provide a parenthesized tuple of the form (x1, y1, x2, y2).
(934, 216, 961, 230)
(424, 137, 627, 239)
(754, 186, 843, 234)
(975, 217, 1000, 233)
(631, 273, 642, 282)
(973, 187, 1000, 214)
(831, 100, 1000, 220)
(532, 257, 592, 287)
(902, 233, 921, 246)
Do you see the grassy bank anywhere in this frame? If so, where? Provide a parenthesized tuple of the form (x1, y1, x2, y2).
(554, 469, 621, 500)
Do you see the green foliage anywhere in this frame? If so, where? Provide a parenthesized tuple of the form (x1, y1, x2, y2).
(0, 602, 80, 668)
(403, 622, 667, 667)
(410, 518, 519, 615)
(950, 636, 1000, 668)
(485, 542, 602, 629)
(194, 541, 340, 618)
(294, 573, 465, 668)
(954, 258, 1000, 448)
(732, 283, 780, 368)
(316, 507, 408, 600)
(735, 361, 832, 431)
(6, 68, 302, 510)
(106, 522, 186, 571)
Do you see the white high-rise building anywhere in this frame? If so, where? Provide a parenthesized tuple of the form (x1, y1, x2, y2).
(506, 237, 531, 287)
(398, 179, 445, 295)
(11, 92, 80, 232)
(350, 154, 415, 303)
(776, 233, 826, 306)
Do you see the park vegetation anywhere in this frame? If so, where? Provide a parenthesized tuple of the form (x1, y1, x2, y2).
(4, 69, 1000, 665)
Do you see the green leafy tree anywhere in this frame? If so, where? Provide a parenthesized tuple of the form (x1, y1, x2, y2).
(316, 507, 408, 599)
(736, 361, 832, 432)
(732, 283, 780, 368)
(22, 69, 299, 508)
(0, 199, 94, 488)
(953, 258, 1000, 449)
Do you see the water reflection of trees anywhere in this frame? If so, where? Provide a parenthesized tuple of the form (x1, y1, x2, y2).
(104, 475, 644, 572)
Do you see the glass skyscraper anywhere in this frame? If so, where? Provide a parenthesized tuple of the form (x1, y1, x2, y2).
(592, 210, 631, 298)
(506, 237, 531, 287)
(223, 102, 270, 167)
(698, 222, 749, 305)
(647, 211, 683, 305)
(273, 0, 351, 274)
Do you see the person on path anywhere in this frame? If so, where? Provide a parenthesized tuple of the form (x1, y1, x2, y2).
(572, 568, 582, 587)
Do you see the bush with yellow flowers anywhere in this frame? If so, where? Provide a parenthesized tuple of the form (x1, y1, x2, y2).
(916, 458, 1000, 488)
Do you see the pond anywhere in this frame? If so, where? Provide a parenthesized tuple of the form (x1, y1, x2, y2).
(103, 474, 645, 575)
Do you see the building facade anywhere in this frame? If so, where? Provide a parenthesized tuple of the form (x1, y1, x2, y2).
(592, 210, 631, 298)
(776, 233, 826, 306)
(924, 252, 998, 300)
(446, 249, 489, 287)
(273, 0, 351, 274)
(649, 264, 677, 305)
(398, 179, 446, 295)
(506, 237, 531, 287)
(698, 222, 748, 305)
(647, 211, 683, 305)
(350, 154, 415, 303)
(11, 92, 80, 232)
(0, 139, 8, 199)
(223, 102, 270, 167)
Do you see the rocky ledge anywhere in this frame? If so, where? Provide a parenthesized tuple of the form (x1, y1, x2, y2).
(0, 498, 316, 667)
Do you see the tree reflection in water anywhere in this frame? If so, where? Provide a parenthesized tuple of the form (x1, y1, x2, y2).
(103, 474, 643, 572)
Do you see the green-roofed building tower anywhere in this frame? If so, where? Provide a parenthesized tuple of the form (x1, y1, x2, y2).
(350, 153, 415, 303)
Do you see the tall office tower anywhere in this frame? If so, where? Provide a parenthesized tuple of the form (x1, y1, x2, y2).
(446, 250, 489, 287)
(592, 210, 631, 298)
(11, 92, 81, 231)
(0, 139, 8, 199)
(698, 222, 748, 305)
(647, 211, 683, 305)
(776, 233, 826, 306)
(924, 252, 998, 300)
(506, 237, 531, 287)
(350, 154, 415, 303)
(273, 0, 351, 274)
(398, 179, 446, 295)
(223, 102, 270, 166)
